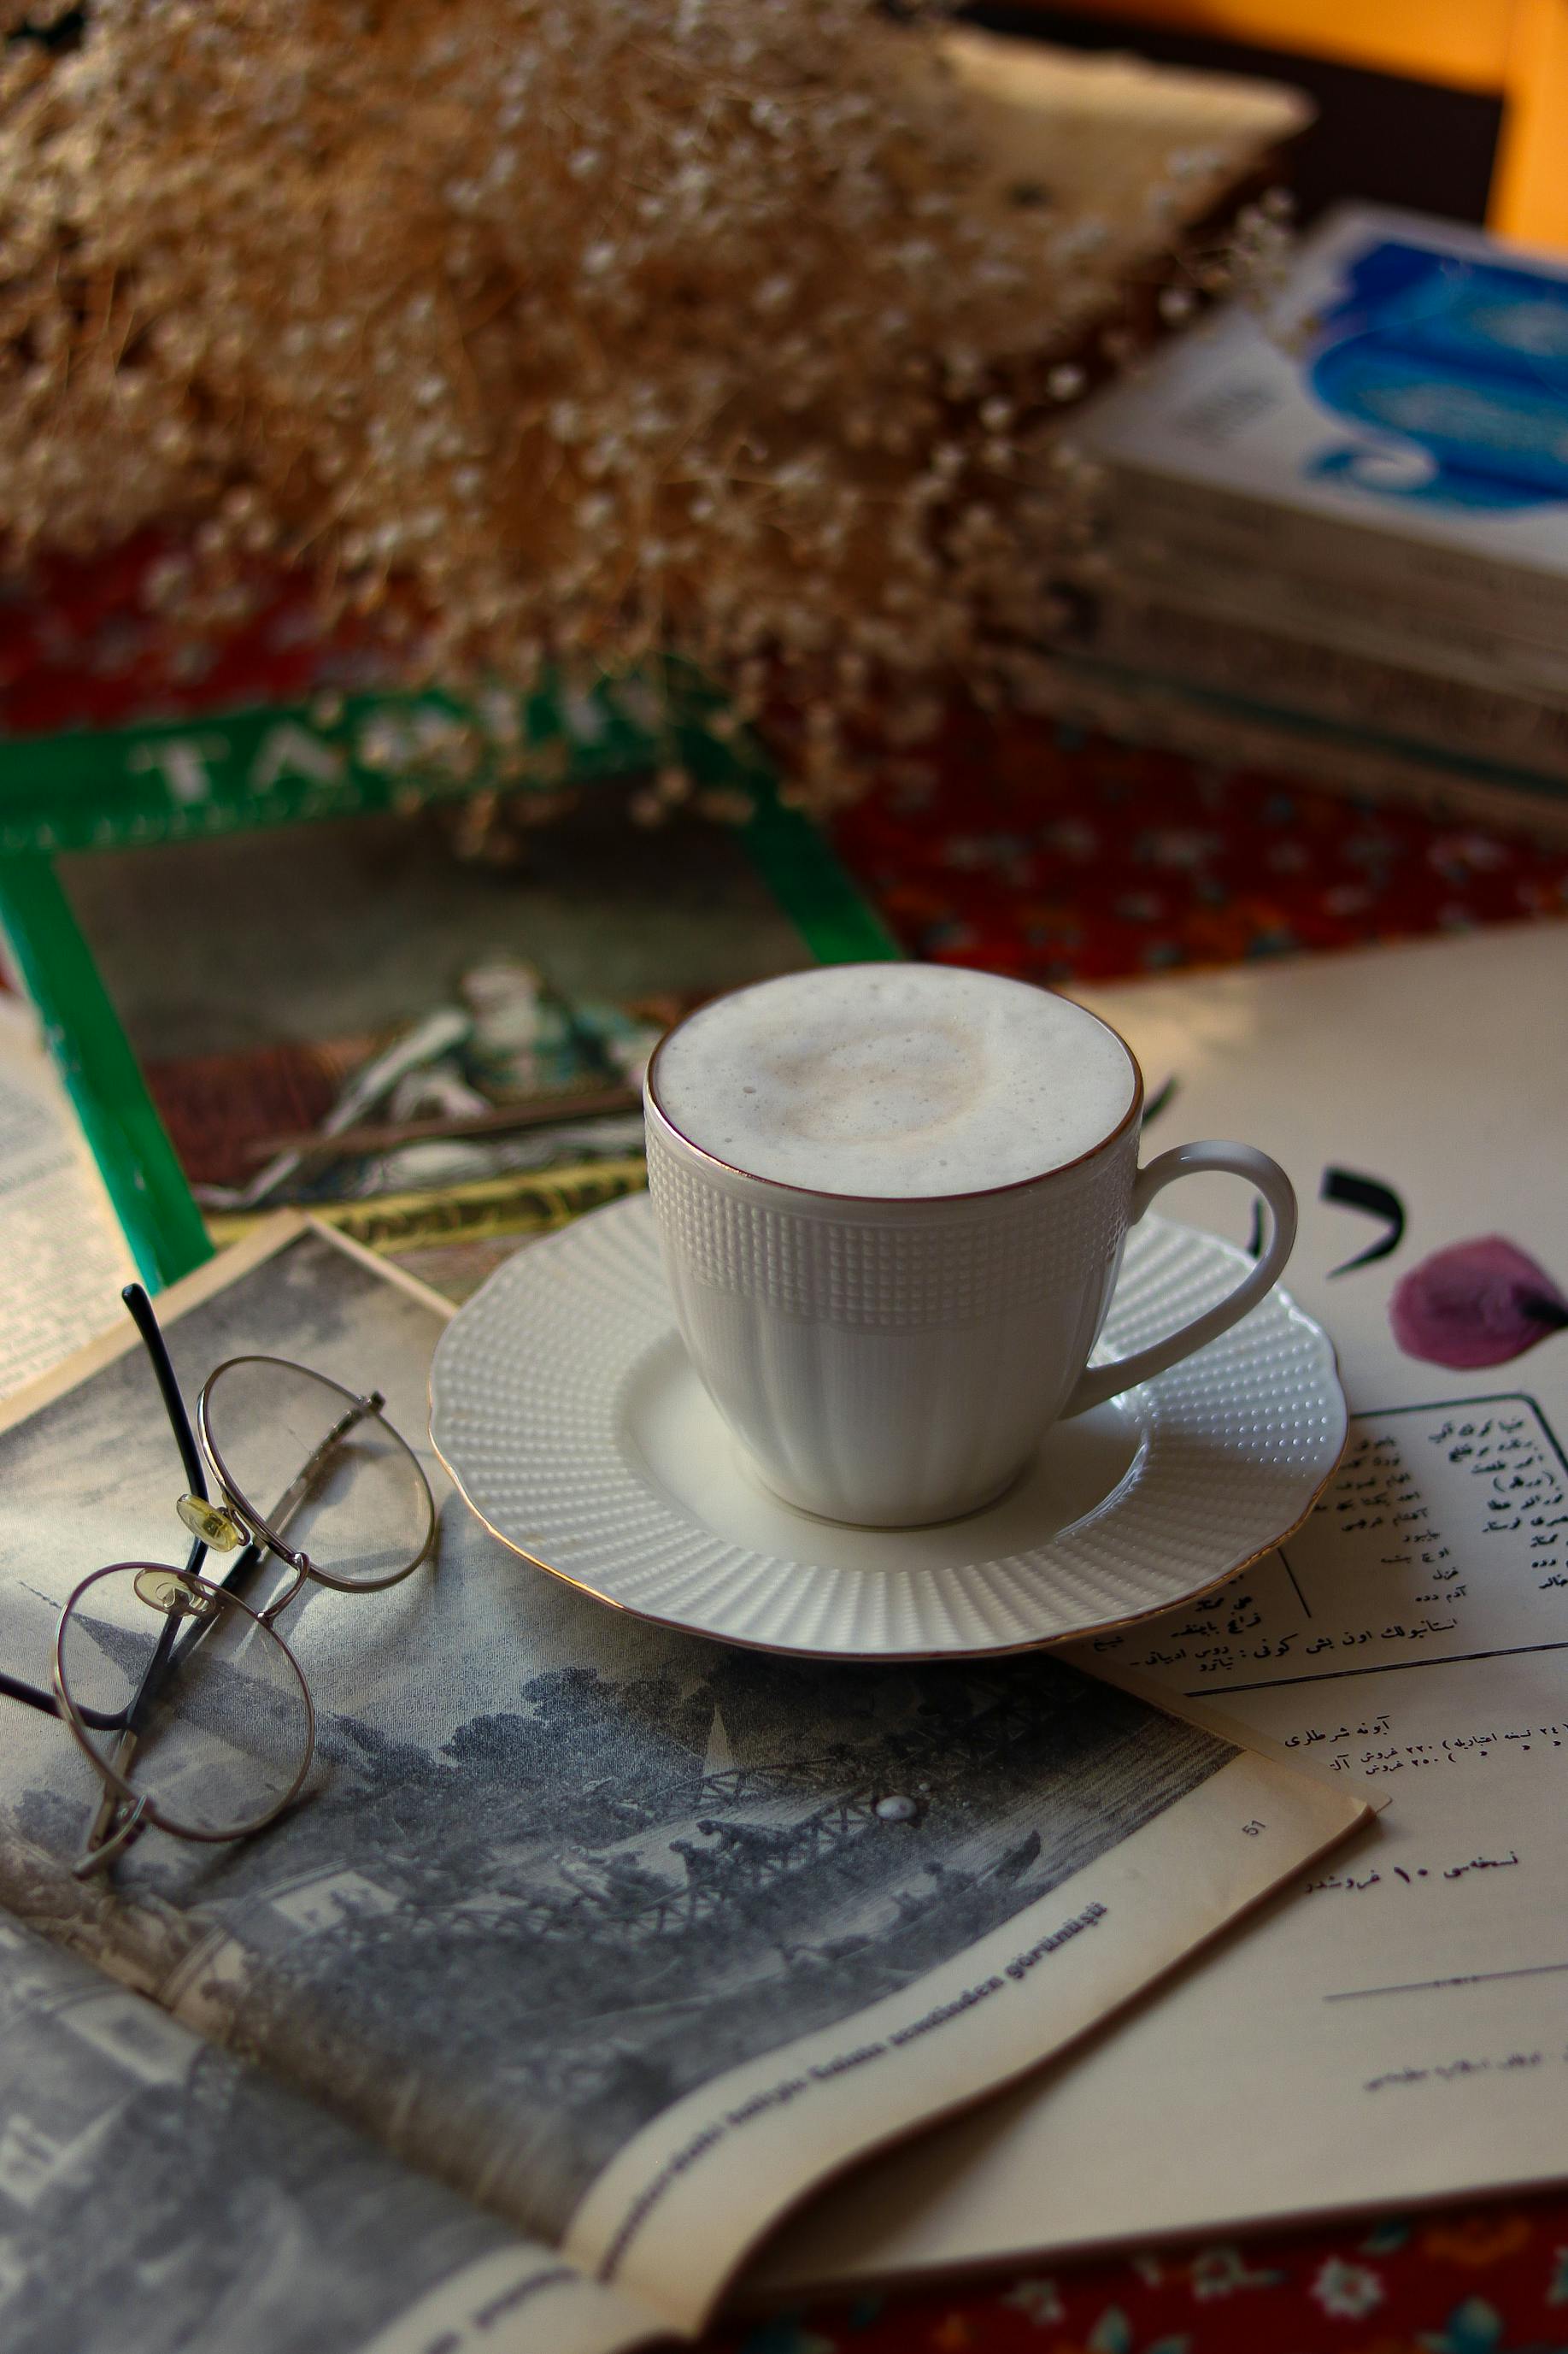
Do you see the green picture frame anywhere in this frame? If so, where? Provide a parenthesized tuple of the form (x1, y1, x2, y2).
(0, 685, 899, 1291)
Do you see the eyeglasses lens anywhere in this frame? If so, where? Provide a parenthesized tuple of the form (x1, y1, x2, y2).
(203, 1359, 432, 1589)
(57, 1565, 311, 1840)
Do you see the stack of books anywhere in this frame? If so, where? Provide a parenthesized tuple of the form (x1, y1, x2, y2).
(1065, 203, 1568, 835)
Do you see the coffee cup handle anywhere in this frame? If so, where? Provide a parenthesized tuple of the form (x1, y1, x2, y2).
(1064, 1141, 1298, 1417)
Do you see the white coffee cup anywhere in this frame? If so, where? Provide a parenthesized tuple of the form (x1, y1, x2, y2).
(644, 964, 1295, 1527)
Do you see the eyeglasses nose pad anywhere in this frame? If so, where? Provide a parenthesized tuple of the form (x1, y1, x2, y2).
(176, 1495, 247, 1551)
(72, 1793, 150, 1880)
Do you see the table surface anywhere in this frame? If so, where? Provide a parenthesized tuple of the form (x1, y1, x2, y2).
(9, 558, 1568, 2351)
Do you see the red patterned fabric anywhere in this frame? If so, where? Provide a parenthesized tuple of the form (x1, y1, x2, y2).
(0, 539, 352, 735)
(6, 546, 1568, 990)
(8, 551, 1568, 2345)
(828, 706, 1568, 986)
(710, 2204, 1568, 2354)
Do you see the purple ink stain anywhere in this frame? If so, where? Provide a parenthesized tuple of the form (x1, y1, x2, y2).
(1390, 1235, 1568, 1370)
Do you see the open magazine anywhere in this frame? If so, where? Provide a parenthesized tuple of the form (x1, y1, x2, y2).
(0, 1218, 1365, 2351)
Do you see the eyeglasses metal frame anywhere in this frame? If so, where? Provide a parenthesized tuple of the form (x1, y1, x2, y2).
(0, 1286, 438, 1880)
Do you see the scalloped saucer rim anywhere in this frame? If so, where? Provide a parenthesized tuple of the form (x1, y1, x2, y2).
(430, 1192, 1347, 1662)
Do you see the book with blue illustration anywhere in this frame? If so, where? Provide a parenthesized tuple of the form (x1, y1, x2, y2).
(1066, 204, 1568, 827)
(1079, 203, 1568, 639)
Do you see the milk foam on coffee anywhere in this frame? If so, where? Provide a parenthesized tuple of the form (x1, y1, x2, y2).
(650, 965, 1137, 1197)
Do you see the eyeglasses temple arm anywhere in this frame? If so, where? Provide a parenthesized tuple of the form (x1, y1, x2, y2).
(115, 1280, 211, 1710)
(0, 1668, 60, 1715)
(122, 1283, 208, 1505)
(0, 1667, 126, 1731)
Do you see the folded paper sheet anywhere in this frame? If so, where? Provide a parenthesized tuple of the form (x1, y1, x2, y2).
(755, 918, 1568, 2294)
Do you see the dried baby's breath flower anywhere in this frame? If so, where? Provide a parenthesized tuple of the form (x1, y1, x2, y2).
(0, 0, 1222, 809)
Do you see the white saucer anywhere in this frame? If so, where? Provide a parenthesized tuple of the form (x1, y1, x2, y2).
(430, 1192, 1345, 1661)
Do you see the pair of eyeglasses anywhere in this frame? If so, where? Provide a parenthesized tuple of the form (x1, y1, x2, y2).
(0, 1284, 434, 1877)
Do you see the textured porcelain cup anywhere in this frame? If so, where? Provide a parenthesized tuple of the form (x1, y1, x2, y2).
(644, 966, 1297, 1527)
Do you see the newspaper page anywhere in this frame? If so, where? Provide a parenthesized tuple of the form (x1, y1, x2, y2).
(755, 918, 1568, 2295)
(0, 1218, 1363, 2334)
(0, 1914, 655, 2354)
(0, 992, 132, 1403)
